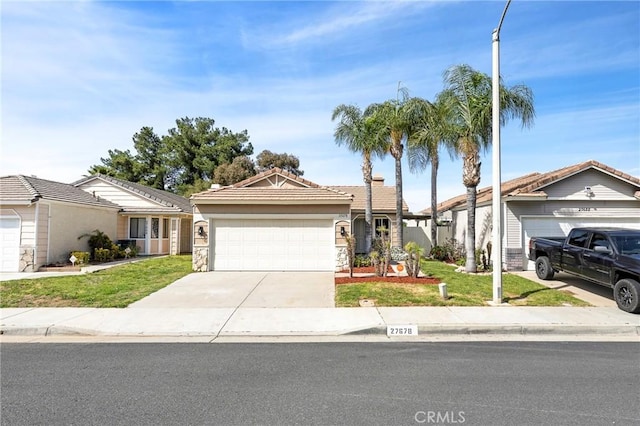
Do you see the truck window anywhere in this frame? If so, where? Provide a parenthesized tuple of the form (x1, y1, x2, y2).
(589, 233, 610, 251)
(567, 230, 589, 247)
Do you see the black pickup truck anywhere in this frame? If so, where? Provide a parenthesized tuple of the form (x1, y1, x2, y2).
(528, 227, 640, 313)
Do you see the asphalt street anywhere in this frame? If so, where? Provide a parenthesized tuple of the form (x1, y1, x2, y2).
(1, 342, 639, 425)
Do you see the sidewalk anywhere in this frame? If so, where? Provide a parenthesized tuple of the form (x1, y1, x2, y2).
(2, 305, 638, 339)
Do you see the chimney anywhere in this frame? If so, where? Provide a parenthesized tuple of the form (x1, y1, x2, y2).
(372, 175, 384, 186)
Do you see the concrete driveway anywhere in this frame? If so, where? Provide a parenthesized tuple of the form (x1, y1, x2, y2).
(128, 272, 335, 309)
(511, 271, 616, 307)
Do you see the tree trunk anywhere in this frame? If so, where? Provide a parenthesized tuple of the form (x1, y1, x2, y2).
(461, 147, 481, 273)
(362, 153, 373, 254)
(394, 153, 403, 248)
(465, 185, 477, 273)
(430, 154, 439, 246)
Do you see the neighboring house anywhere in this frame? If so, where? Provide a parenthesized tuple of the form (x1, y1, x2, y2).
(0, 175, 120, 272)
(0, 174, 193, 273)
(73, 174, 193, 257)
(190, 168, 410, 272)
(422, 160, 640, 271)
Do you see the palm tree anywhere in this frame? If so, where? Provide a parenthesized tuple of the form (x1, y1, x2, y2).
(332, 104, 383, 253)
(440, 64, 535, 272)
(366, 85, 429, 248)
(407, 96, 455, 248)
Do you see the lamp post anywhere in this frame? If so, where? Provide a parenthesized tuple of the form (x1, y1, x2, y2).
(492, 0, 511, 304)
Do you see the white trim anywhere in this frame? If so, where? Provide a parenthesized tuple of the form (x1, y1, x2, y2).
(201, 213, 339, 220)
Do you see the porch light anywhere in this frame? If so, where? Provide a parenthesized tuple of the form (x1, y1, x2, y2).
(340, 226, 346, 237)
(198, 226, 205, 236)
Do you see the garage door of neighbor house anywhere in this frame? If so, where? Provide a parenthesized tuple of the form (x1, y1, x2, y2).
(212, 219, 334, 271)
(522, 216, 640, 270)
(0, 218, 21, 272)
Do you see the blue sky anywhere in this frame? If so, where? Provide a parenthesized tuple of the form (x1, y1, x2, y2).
(2, 1, 638, 212)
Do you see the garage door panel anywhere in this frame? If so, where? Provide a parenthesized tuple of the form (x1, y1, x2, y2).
(522, 217, 640, 270)
(212, 219, 334, 271)
(0, 218, 21, 272)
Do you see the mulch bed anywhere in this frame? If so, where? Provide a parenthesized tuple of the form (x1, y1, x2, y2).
(335, 275, 440, 285)
(337, 265, 440, 285)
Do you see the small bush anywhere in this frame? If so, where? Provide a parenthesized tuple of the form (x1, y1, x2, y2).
(78, 230, 114, 260)
(69, 251, 90, 265)
(429, 238, 465, 263)
(354, 255, 371, 268)
(94, 248, 113, 263)
(404, 241, 424, 278)
(371, 227, 391, 277)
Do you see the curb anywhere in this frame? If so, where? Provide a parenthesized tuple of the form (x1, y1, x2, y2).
(346, 325, 640, 336)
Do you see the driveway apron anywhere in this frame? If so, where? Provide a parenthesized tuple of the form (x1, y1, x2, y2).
(128, 272, 335, 309)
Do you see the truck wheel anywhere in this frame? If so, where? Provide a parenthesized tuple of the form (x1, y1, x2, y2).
(535, 256, 555, 280)
(614, 279, 640, 314)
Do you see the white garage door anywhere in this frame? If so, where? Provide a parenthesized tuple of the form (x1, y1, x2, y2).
(212, 219, 334, 271)
(522, 216, 640, 270)
(0, 218, 21, 272)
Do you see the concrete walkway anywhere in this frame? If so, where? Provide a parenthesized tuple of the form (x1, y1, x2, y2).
(1, 306, 638, 340)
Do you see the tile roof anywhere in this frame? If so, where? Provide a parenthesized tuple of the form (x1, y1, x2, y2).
(331, 185, 409, 213)
(0, 175, 120, 209)
(422, 160, 640, 214)
(191, 168, 353, 203)
(73, 174, 192, 212)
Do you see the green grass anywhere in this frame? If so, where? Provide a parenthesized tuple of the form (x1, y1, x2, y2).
(0, 255, 193, 308)
(335, 259, 591, 307)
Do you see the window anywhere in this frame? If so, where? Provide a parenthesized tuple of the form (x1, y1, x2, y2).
(374, 218, 390, 238)
(589, 233, 610, 251)
(129, 218, 146, 239)
(568, 230, 589, 248)
(151, 218, 159, 238)
(163, 219, 169, 239)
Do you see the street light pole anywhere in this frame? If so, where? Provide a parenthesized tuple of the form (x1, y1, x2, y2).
(492, 0, 511, 304)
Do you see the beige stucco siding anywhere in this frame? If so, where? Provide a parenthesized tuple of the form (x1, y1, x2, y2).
(47, 201, 118, 264)
(35, 203, 49, 268)
(116, 216, 127, 241)
(10, 206, 37, 247)
(447, 203, 493, 251)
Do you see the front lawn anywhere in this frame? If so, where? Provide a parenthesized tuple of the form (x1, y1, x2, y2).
(335, 259, 590, 307)
(0, 255, 193, 308)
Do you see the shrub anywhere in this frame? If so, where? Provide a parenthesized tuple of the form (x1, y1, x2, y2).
(429, 238, 465, 263)
(354, 254, 371, 268)
(345, 234, 356, 278)
(69, 251, 90, 265)
(78, 230, 114, 260)
(404, 241, 424, 278)
(370, 226, 391, 277)
(94, 248, 113, 263)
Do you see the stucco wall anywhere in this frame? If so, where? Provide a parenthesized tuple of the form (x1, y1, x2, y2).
(47, 202, 118, 265)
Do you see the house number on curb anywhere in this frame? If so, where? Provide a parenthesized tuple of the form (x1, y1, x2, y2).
(387, 325, 418, 336)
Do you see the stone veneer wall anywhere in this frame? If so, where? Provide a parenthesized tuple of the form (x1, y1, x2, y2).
(335, 247, 348, 271)
(193, 247, 208, 272)
(19, 247, 35, 272)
